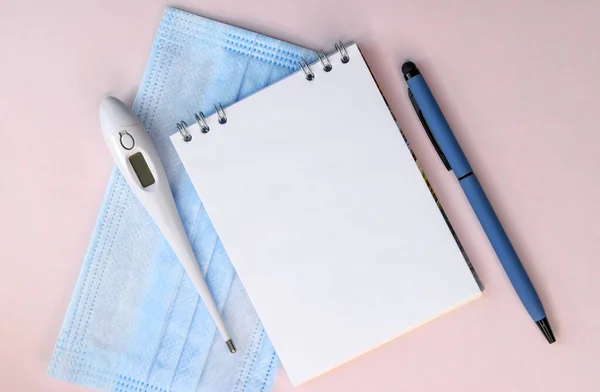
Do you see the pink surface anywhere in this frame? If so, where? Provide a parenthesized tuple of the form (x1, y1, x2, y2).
(1, 1, 599, 391)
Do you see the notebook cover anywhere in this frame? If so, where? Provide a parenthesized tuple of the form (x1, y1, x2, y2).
(172, 44, 482, 386)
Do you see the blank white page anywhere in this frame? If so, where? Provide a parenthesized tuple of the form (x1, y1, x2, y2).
(172, 44, 481, 386)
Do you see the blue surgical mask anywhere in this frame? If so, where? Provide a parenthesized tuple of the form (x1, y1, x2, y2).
(48, 7, 316, 391)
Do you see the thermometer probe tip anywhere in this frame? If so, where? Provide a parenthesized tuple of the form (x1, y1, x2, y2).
(226, 339, 237, 354)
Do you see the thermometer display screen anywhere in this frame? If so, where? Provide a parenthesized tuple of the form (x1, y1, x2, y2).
(128, 152, 155, 188)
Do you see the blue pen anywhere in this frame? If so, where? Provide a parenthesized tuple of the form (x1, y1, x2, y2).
(402, 61, 555, 344)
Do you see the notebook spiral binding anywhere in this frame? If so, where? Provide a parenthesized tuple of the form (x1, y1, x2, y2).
(176, 41, 350, 142)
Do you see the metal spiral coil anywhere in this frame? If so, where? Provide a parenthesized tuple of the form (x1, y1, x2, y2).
(335, 41, 350, 63)
(177, 121, 192, 142)
(298, 42, 351, 83)
(298, 59, 314, 81)
(317, 51, 332, 72)
(195, 111, 210, 133)
(177, 43, 351, 140)
(214, 103, 227, 124)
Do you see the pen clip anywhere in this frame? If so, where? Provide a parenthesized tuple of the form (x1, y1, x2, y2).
(408, 89, 451, 171)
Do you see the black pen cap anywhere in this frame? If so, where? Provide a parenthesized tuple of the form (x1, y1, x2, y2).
(402, 61, 421, 81)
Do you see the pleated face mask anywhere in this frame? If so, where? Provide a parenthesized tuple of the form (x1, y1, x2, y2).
(48, 7, 316, 391)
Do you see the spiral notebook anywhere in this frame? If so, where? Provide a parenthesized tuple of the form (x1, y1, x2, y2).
(171, 43, 482, 386)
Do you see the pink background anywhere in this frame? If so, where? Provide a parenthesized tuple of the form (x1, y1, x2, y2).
(1, 1, 599, 391)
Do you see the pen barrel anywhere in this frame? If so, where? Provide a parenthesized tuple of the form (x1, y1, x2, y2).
(407, 75, 472, 177)
(459, 175, 546, 321)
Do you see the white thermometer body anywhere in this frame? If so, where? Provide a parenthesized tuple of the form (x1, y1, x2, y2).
(100, 97, 235, 353)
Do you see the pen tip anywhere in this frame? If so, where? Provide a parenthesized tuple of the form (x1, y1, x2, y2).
(536, 317, 556, 344)
(226, 339, 237, 353)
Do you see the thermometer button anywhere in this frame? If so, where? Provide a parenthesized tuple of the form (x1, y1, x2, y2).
(119, 130, 135, 150)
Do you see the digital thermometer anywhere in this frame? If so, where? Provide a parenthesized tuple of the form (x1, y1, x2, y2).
(99, 96, 236, 353)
